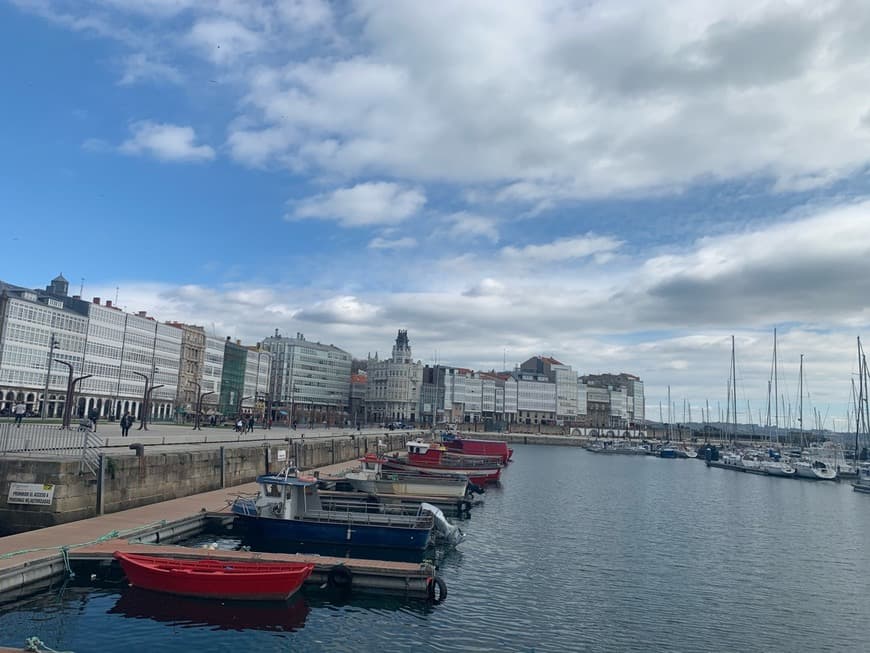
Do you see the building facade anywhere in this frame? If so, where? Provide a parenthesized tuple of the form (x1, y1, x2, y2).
(577, 373, 645, 427)
(168, 323, 206, 417)
(365, 330, 423, 424)
(262, 331, 351, 426)
(219, 339, 248, 418)
(0, 277, 87, 418)
(202, 335, 225, 413)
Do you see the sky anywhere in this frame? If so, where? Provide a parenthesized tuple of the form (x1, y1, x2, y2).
(4, 0, 870, 430)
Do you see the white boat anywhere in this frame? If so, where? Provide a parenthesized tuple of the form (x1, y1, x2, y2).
(852, 462, 870, 494)
(345, 454, 471, 498)
(793, 459, 837, 481)
(761, 460, 795, 477)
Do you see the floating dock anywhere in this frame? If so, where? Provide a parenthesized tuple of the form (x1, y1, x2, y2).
(0, 478, 443, 607)
(705, 460, 768, 475)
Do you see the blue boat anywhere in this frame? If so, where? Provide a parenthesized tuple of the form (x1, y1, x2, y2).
(232, 468, 434, 552)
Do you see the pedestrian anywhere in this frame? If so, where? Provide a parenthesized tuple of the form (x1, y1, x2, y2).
(120, 411, 132, 437)
(13, 402, 26, 427)
(248, 415, 255, 432)
(88, 407, 99, 432)
(236, 418, 244, 433)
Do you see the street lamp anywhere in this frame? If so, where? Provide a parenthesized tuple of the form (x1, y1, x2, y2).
(40, 333, 59, 420)
(54, 359, 92, 430)
(237, 395, 252, 420)
(133, 370, 164, 431)
(192, 381, 215, 430)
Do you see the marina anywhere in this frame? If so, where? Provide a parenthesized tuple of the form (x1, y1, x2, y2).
(1, 442, 868, 652)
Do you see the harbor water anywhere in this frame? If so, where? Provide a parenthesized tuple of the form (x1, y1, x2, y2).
(2, 443, 869, 652)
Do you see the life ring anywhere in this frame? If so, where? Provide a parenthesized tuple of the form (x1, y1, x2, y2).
(328, 564, 353, 589)
(427, 576, 447, 603)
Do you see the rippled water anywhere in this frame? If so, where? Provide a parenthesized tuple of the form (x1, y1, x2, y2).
(2, 444, 869, 652)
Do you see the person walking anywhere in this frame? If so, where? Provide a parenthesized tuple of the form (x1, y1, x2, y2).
(13, 402, 26, 427)
(88, 407, 99, 432)
(248, 415, 255, 432)
(120, 411, 132, 437)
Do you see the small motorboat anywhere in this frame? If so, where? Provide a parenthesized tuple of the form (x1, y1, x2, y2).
(114, 551, 314, 601)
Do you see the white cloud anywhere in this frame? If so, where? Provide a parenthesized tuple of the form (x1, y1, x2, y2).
(20, 1, 870, 198)
(501, 235, 623, 263)
(368, 236, 417, 250)
(291, 182, 426, 227)
(119, 53, 183, 85)
(188, 18, 263, 64)
(119, 121, 215, 162)
(446, 212, 499, 243)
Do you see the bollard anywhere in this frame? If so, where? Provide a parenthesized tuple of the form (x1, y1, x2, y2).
(129, 443, 145, 456)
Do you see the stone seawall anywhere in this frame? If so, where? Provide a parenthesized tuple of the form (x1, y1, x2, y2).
(0, 432, 413, 535)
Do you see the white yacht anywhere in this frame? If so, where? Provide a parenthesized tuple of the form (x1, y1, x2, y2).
(793, 459, 837, 481)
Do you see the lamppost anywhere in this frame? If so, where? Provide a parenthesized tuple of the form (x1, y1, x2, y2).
(133, 370, 163, 431)
(40, 333, 59, 420)
(54, 359, 92, 429)
(237, 395, 252, 420)
(192, 381, 214, 430)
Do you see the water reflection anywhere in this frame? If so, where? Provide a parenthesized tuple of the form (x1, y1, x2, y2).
(108, 587, 310, 632)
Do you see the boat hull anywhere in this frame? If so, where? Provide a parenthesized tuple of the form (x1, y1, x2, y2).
(382, 458, 501, 485)
(114, 552, 314, 601)
(346, 474, 469, 498)
(442, 436, 512, 464)
(794, 463, 837, 480)
(234, 512, 432, 551)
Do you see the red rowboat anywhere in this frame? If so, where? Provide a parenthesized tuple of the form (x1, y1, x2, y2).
(114, 551, 314, 601)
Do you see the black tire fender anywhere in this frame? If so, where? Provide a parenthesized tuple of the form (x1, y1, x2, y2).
(328, 564, 353, 589)
(427, 575, 447, 603)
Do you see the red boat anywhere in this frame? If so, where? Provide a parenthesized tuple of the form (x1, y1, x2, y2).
(114, 551, 315, 601)
(382, 441, 503, 485)
(441, 434, 513, 464)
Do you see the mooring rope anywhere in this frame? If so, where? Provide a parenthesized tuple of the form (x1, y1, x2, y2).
(24, 636, 74, 653)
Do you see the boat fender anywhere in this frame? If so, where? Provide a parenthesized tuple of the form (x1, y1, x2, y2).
(427, 575, 447, 604)
(328, 564, 353, 589)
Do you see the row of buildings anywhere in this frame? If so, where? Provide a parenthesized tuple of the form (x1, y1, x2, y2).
(0, 275, 644, 428)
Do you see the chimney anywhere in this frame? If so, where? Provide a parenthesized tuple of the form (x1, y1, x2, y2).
(138, 311, 147, 317)
(92, 297, 100, 305)
(105, 300, 112, 308)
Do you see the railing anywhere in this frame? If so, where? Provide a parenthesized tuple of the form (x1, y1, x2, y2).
(0, 422, 101, 475)
(303, 507, 434, 529)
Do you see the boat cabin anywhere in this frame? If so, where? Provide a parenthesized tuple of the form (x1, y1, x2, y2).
(254, 468, 322, 520)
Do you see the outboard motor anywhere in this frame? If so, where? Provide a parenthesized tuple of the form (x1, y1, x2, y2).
(421, 502, 465, 547)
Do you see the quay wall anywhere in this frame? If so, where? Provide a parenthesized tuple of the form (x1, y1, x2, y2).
(0, 433, 413, 536)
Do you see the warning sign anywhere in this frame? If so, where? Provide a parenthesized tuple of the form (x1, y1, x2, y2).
(7, 482, 56, 506)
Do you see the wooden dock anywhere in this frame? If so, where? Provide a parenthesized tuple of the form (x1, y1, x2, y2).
(0, 459, 440, 606)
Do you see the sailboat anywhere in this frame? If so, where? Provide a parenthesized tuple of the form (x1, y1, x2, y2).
(851, 337, 870, 493)
(792, 354, 837, 481)
(761, 329, 795, 477)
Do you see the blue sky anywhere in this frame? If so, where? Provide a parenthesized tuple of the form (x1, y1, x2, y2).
(5, 0, 870, 428)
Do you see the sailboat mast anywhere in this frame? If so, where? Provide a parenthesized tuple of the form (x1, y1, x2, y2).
(773, 328, 779, 442)
(799, 354, 804, 448)
(731, 335, 737, 446)
(857, 337, 863, 462)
